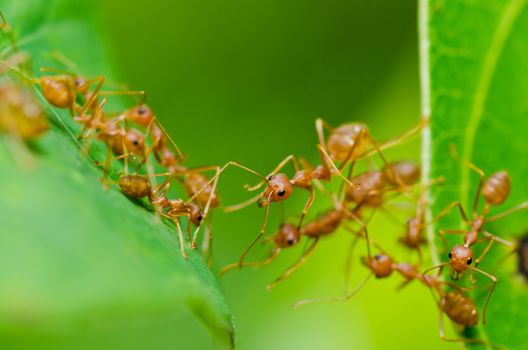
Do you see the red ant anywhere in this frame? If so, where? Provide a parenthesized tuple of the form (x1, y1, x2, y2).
(221, 194, 374, 290)
(292, 246, 494, 346)
(118, 171, 220, 259)
(315, 118, 427, 188)
(425, 165, 528, 323)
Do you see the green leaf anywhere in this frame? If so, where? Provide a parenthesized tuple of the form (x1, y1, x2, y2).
(0, 0, 233, 348)
(420, 0, 528, 349)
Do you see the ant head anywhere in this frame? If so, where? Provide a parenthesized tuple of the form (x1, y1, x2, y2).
(273, 223, 301, 248)
(382, 161, 421, 187)
(40, 76, 76, 109)
(482, 171, 510, 206)
(125, 128, 146, 155)
(126, 103, 154, 127)
(73, 76, 89, 94)
(363, 253, 393, 278)
(159, 147, 178, 167)
(188, 203, 204, 226)
(264, 173, 293, 202)
(448, 244, 474, 273)
(327, 123, 370, 162)
(119, 174, 151, 199)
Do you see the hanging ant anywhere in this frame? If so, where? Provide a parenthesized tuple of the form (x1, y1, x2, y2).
(425, 164, 528, 323)
(118, 170, 220, 259)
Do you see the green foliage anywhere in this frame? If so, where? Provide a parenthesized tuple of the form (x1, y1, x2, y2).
(421, 0, 528, 348)
(0, 0, 233, 348)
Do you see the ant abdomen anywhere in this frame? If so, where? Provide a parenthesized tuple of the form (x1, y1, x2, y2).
(383, 161, 420, 187)
(184, 172, 220, 208)
(345, 170, 384, 206)
(300, 210, 344, 237)
(482, 171, 510, 205)
(326, 123, 370, 161)
(0, 84, 49, 140)
(40, 76, 76, 109)
(119, 174, 151, 199)
(442, 292, 478, 327)
(518, 234, 528, 281)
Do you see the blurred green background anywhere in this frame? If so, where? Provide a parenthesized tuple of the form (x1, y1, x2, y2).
(97, 1, 456, 349)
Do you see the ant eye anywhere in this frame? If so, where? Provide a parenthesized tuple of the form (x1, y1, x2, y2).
(268, 175, 273, 181)
(287, 238, 295, 245)
(197, 215, 203, 221)
(467, 257, 472, 265)
(277, 189, 286, 197)
(138, 107, 146, 114)
(448, 252, 452, 259)
(374, 254, 382, 260)
(133, 140, 139, 146)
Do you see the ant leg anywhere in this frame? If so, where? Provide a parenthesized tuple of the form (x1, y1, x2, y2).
(343, 234, 361, 293)
(220, 249, 281, 275)
(238, 192, 273, 266)
(200, 219, 212, 265)
(485, 201, 528, 222)
(422, 262, 449, 277)
(245, 155, 299, 192)
(360, 117, 428, 158)
(482, 231, 515, 248)
(297, 186, 315, 230)
(429, 201, 469, 225)
(315, 117, 333, 153)
(343, 209, 372, 259)
(191, 167, 221, 249)
(0, 12, 18, 51)
(267, 238, 319, 291)
(292, 272, 373, 309)
(172, 217, 188, 259)
(438, 229, 467, 243)
(466, 162, 485, 214)
(80, 76, 106, 115)
(188, 161, 266, 204)
(469, 266, 497, 324)
(317, 144, 359, 190)
(223, 193, 261, 213)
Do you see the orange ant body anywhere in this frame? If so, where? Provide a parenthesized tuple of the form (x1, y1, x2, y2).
(426, 165, 528, 323)
(293, 248, 491, 346)
(221, 195, 373, 290)
(316, 118, 426, 182)
(118, 173, 219, 259)
(0, 83, 48, 141)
